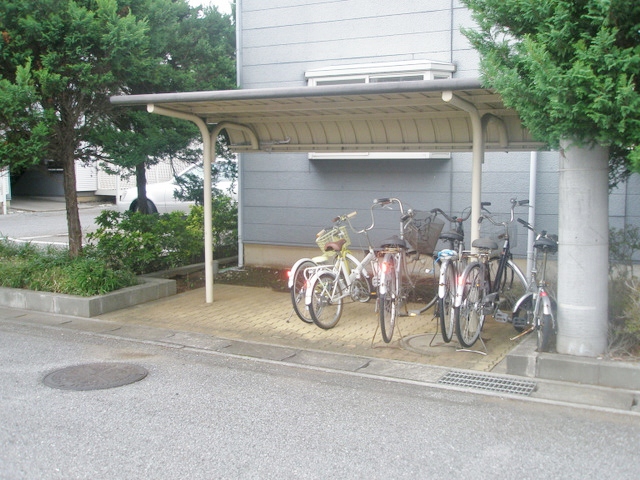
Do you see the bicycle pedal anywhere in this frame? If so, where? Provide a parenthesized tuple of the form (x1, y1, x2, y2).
(494, 309, 511, 323)
(512, 315, 528, 329)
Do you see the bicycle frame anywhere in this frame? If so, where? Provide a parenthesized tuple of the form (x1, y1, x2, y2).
(304, 205, 381, 309)
(511, 218, 558, 350)
(453, 198, 528, 348)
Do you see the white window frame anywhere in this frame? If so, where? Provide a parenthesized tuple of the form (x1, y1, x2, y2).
(305, 60, 455, 159)
(305, 60, 456, 86)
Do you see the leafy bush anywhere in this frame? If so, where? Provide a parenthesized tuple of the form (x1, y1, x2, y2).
(609, 224, 640, 276)
(187, 196, 239, 259)
(0, 239, 138, 296)
(87, 210, 205, 274)
(0, 195, 239, 296)
(609, 277, 640, 356)
(608, 224, 640, 356)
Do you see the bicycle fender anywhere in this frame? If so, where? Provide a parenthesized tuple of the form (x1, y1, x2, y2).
(303, 269, 322, 306)
(438, 259, 454, 298)
(512, 292, 534, 314)
(454, 262, 477, 308)
(303, 269, 336, 306)
(288, 257, 316, 289)
(541, 293, 555, 316)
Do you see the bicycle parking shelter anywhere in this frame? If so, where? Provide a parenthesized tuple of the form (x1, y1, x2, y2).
(111, 78, 545, 303)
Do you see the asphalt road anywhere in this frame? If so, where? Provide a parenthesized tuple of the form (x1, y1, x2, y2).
(0, 201, 113, 246)
(1, 320, 639, 479)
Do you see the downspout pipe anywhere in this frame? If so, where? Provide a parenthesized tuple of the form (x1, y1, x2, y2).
(527, 151, 538, 278)
(442, 91, 484, 244)
(148, 104, 216, 304)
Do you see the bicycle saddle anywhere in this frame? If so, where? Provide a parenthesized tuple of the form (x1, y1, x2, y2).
(324, 238, 347, 252)
(379, 235, 408, 249)
(440, 231, 464, 243)
(534, 236, 558, 253)
(471, 237, 499, 250)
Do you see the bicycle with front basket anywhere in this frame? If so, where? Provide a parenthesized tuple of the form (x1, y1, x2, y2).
(430, 203, 491, 343)
(288, 221, 346, 324)
(454, 198, 528, 348)
(303, 208, 380, 329)
(376, 198, 444, 343)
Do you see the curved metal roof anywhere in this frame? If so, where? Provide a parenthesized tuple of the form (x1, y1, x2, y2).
(111, 78, 545, 153)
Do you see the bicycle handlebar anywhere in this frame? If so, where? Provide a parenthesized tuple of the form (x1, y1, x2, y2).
(332, 211, 357, 223)
(431, 202, 491, 223)
(518, 217, 557, 243)
(478, 198, 529, 226)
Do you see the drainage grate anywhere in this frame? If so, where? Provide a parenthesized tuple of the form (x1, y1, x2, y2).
(438, 370, 536, 396)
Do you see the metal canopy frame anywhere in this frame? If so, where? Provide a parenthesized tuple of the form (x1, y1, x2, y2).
(111, 77, 546, 303)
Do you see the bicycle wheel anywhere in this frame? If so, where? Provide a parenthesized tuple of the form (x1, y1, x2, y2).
(290, 260, 317, 323)
(439, 263, 456, 343)
(538, 313, 554, 352)
(489, 258, 527, 315)
(456, 263, 484, 348)
(378, 253, 398, 343)
(309, 271, 343, 329)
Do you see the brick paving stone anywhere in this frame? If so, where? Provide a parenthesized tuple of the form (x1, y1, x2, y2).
(96, 284, 524, 372)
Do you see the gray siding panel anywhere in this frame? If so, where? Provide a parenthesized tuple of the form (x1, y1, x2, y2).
(237, 0, 640, 263)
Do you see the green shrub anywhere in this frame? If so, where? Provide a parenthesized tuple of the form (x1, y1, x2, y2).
(87, 210, 203, 274)
(0, 239, 138, 296)
(608, 224, 640, 356)
(609, 277, 640, 356)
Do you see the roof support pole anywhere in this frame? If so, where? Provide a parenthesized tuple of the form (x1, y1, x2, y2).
(442, 91, 484, 243)
(147, 104, 216, 303)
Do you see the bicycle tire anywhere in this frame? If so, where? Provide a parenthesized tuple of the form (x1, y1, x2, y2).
(439, 263, 456, 343)
(378, 253, 398, 343)
(309, 271, 343, 329)
(456, 262, 485, 348)
(538, 313, 554, 352)
(290, 260, 317, 323)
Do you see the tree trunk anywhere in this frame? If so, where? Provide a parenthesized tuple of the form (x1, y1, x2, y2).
(62, 152, 82, 258)
(136, 162, 149, 214)
(556, 139, 609, 356)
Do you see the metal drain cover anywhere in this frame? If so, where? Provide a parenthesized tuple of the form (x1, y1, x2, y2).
(438, 370, 536, 396)
(43, 363, 148, 391)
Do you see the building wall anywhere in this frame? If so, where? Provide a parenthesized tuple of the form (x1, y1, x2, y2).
(237, 0, 639, 267)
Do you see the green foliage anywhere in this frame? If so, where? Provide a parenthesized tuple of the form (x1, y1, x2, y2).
(609, 224, 640, 275)
(609, 277, 640, 356)
(0, 239, 138, 296)
(90, 0, 237, 208)
(461, 0, 640, 173)
(187, 196, 239, 257)
(173, 161, 238, 205)
(608, 223, 640, 355)
(87, 208, 223, 274)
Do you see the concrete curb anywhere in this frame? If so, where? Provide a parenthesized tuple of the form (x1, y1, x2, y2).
(0, 276, 176, 318)
(505, 335, 640, 390)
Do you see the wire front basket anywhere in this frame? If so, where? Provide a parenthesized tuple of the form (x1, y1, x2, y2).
(404, 211, 445, 255)
(480, 220, 518, 249)
(315, 225, 351, 256)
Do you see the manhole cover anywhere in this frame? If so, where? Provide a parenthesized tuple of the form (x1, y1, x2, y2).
(43, 363, 148, 391)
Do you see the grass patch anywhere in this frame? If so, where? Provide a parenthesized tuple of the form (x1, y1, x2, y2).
(0, 239, 138, 296)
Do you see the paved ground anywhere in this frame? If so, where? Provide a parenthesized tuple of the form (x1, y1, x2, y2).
(3, 197, 640, 414)
(96, 281, 530, 373)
